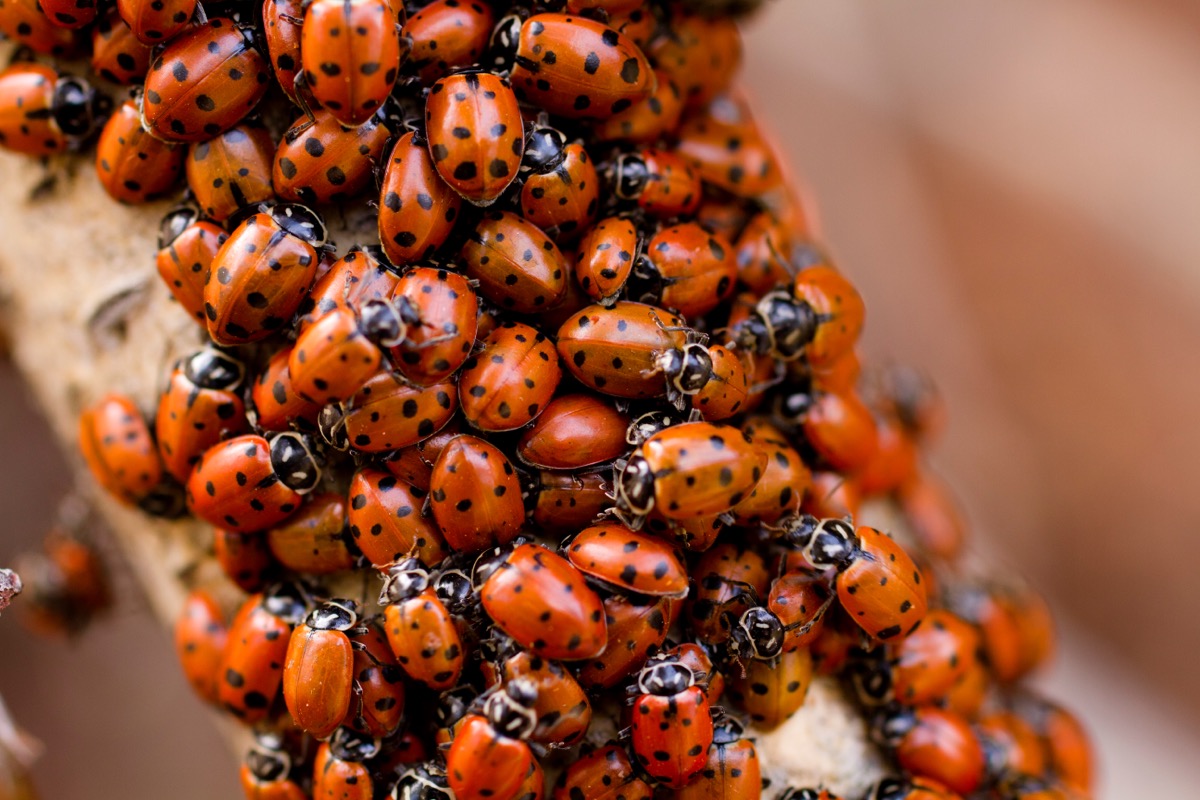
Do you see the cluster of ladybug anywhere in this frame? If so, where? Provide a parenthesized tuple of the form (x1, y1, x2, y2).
(0, 0, 1094, 797)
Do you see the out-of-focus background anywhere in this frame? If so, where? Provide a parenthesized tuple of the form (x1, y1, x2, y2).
(2, 0, 1200, 796)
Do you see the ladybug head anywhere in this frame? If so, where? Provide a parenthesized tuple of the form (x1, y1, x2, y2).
(866, 780, 911, 800)
(379, 558, 430, 604)
(772, 384, 814, 430)
(360, 298, 407, 347)
(710, 715, 747, 746)
(756, 290, 817, 361)
(433, 568, 475, 617)
(268, 432, 322, 494)
(521, 126, 568, 176)
(484, 678, 539, 740)
(436, 684, 478, 731)
(244, 742, 291, 784)
(731, 606, 785, 661)
(392, 762, 452, 800)
(53, 74, 108, 140)
(487, 13, 525, 72)
(625, 410, 680, 447)
(317, 404, 349, 451)
(777, 790, 824, 800)
(802, 518, 858, 571)
(616, 455, 655, 517)
(869, 707, 916, 749)
(184, 348, 244, 391)
(157, 206, 200, 250)
(305, 598, 359, 631)
(262, 581, 309, 625)
(847, 654, 894, 708)
(270, 203, 328, 247)
(636, 657, 695, 696)
(611, 153, 649, 200)
(328, 728, 381, 763)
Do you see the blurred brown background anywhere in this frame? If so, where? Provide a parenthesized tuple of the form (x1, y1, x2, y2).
(3, 0, 1200, 796)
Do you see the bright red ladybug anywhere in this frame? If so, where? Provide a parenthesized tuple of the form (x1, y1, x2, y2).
(0, 63, 105, 156)
(629, 654, 715, 787)
(312, 730, 377, 800)
(0, 0, 79, 57)
(155, 348, 248, 482)
(380, 558, 465, 690)
(425, 71, 523, 205)
(610, 147, 702, 220)
(387, 266, 479, 386)
(275, 107, 390, 205)
(95, 100, 184, 203)
(489, 645, 592, 747)
(155, 207, 227, 325)
(726, 646, 813, 731)
(185, 432, 320, 531)
(574, 216, 639, 306)
(289, 301, 412, 405)
(594, 68, 684, 144)
(617, 421, 766, 524)
(335, 371, 458, 454)
(282, 599, 360, 739)
(519, 125, 599, 240)
(117, 0, 196, 44)
(174, 589, 228, 705)
(765, 570, 834, 653)
(404, 0, 495, 84)
(446, 681, 539, 800)
(636, 222, 736, 318)
(676, 94, 782, 198)
(675, 716, 760, 800)
(141, 19, 271, 143)
(883, 609, 981, 706)
(218, 585, 306, 722)
(429, 435, 524, 552)
(249, 344, 324, 433)
(783, 516, 927, 641)
(204, 204, 326, 345)
(780, 387, 879, 474)
(213, 529, 277, 592)
(264, 492, 355, 574)
(91, 9, 154, 85)
(78, 393, 175, 513)
(262, 0, 304, 104)
(501, 13, 653, 120)
(300, 0, 404, 128)
(239, 735, 307, 799)
(346, 619, 406, 738)
(347, 467, 449, 568)
(480, 542, 607, 661)
(556, 301, 711, 408)
(648, 12, 739, 110)
(516, 393, 629, 470)
(575, 593, 671, 690)
(872, 706, 985, 796)
(186, 121, 276, 222)
(297, 244, 399, 331)
(684, 541, 769, 645)
(458, 321, 562, 432)
(461, 210, 568, 312)
(527, 469, 613, 537)
(377, 131, 464, 267)
(564, 523, 688, 598)
(552, 743, 653, 800)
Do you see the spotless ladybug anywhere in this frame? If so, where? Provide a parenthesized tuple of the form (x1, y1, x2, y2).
(446, 680, 539, 800)
(154, 348, 248, 482)
(264, 491, 356, 574)
(0, 62, 106, 156)
(516, 393, 630, 470)
(425, 71, 524, 205)
(283, 598, 361, 739)
(380, 557, 465, 690)
(629, 652, 715, 787)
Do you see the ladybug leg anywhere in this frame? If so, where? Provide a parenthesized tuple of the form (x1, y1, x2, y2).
(192, 2, 208, 24)
(285, 74, 319, 143)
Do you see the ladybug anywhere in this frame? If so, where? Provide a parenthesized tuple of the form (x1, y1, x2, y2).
(726, 647, 813, 731)
(388, 266, 480, 386)
(778, 791, 842, 800)
(884, 609, 981, 707)
(647, 12, 739, 110)
(1016, 697, 1092, 794)
(283, 599, 361, 739)
(312, 730, 377, 800)
(519, 125, 600, 240)
(693, 344, 749, 422)
(155, 348, 248, 482)
(872, 706, 985, 796)
(480, 542, 607, 661)
(429, 435, 524, 552)
(173, 589, 229, 706)
(527, 469, 613, 537)
(425, 71, 523, 205)
(289, 299, 414, 405)
(461, 210, 569, 313)
(574, 216, 640, 306)
(856, 414, 919, 498)
(380, 418, 463, 491)
(250, 344, 324, 433)
(116, 0, 195, 44)
(895, 473, 964, 561)
(633, 222, 737, 318)
(186, 121, 276, 222)
(458, 321, 562, 432)
(515, 393, 629, 470)
(684, 541, 769, 644)
(575, 592, 672, 690)
(275, 107, 391, 205)
(992, 775, 1075, 800)
(501, 13, 654, 120)
(380, 558, 465, 690)
(337, 371, 458, 453)
(155, 207, 228, 325)
(262, 0, 304, 104)
(783, 516, 927, 641)
(95, 100, 185, 204)
(617, 421, 766, 524)
(0, 63, 105, 156)
(16, 528, 113, 638)
(446, 681, 539, 800)
(978, 711, 1047, 781)
(347, 467, 449, 568)
(38, 0, 97, 29)
(204, 204, 327, 346)
(0, 0, 79, 57)
(864, 777, 961, 800)
(185, 432, 320, 531)
(300, 0, 404, 128)
(345, 618, 406, 738)
(78, 393, 178, 514)
(217, 585, 306, 722)
(729, 421, 810, 525)
(378, 131, 464, 267)
(393, 761, 454, 800)
(594, 69, 684, 144)
(551, 743, 653, 800)
(490, 646, 592, 747)
(264, 492, 355, 574)
(240, 735, 308, 799)
(404, 0, 495, 84)
(948, 582, 1051, 685)
(610, 148, 702, 220)
(675, 716, 760, 800)
(676, 94, 782, 198)
(764, 570, 834, 653)
(564, 523, 688, 598)
(556, 301, 712, 408)
(734, 211, 797, 296)
(213, 528, 277, 592)
(91, 9, 154, 85)
(940, 655, 989, 721)
(297, 245, 399, 331)
(779, 387, 879, 474)
(629, 653, 715, 787)
(141, 19, 271, 143)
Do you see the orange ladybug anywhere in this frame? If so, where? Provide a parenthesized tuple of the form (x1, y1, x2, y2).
(381, 558, 465, 690)
(94, 99, 184, 203)
(282, 599, 360, 739)
(217, 585, 306, 723)
(429, 435, 524, 552)
(173, 589, 228, 705)
(446, 682, 539, 800)
(461, 210, 569, 313)
(0, 63, 105, 156)
(458, 321, 563, 432)
(347, 467, 449, 568)
(155, 348, 248, 482)
(425, 71, 523, 205)
(186, 121, 275, 221)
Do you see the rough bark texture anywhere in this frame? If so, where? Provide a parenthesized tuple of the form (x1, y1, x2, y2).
(0, 121, 886, 798)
